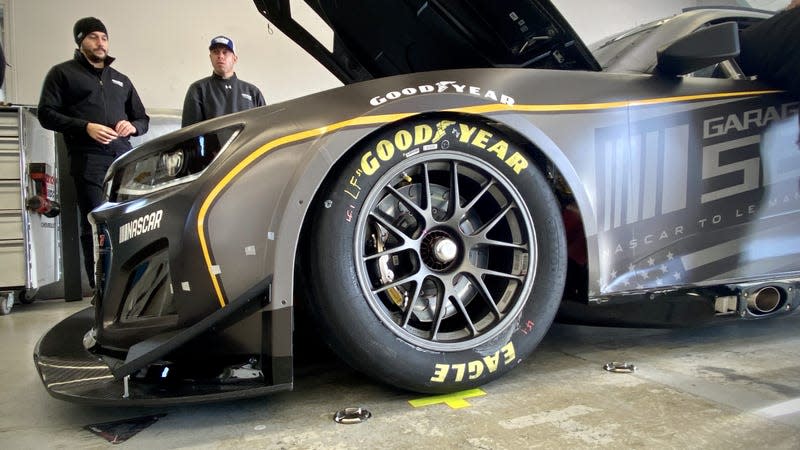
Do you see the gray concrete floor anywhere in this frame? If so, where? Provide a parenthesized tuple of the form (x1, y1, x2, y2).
(2, 299, 799, 449)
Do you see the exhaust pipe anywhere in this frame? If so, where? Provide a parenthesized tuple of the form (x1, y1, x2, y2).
(746, 286, 783, 314)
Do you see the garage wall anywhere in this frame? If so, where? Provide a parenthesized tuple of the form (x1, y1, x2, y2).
(562, 0, 786, 44)
(3, 0, 342, 110)
(2, 0, 788, 110)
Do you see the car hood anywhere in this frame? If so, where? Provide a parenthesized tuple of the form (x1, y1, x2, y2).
(254, 0, 601, 84)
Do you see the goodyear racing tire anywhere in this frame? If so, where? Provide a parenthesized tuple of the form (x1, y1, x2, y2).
(307, 117, 566, 393)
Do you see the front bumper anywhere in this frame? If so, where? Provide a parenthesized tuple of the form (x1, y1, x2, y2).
(34, 168, 294, 405)
(33, 307, 291, 406)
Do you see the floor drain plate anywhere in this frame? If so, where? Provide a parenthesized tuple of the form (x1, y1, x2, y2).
(334, 407, 372, 424)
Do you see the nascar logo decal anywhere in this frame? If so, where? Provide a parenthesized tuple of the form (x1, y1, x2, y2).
(119, 209, 163, 244)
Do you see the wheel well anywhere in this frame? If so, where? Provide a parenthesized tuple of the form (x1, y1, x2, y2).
(294, 112, 589, 308)
(473, 116, 589, 304)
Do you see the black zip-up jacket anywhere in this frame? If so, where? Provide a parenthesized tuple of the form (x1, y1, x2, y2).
(38, 50, 149, 157)
(181, 73, 265, 127)
(739, 7, 800, 97)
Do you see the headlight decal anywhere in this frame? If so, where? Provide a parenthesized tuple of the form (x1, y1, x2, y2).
(111, 126, 242, 202)
(196, 89, 780, 308)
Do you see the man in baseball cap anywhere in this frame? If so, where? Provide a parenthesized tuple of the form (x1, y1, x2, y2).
(209, 35, 235, 53)
(182, 35, 266, 127)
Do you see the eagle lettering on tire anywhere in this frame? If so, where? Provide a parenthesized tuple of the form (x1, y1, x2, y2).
(307, 117, 566, 393)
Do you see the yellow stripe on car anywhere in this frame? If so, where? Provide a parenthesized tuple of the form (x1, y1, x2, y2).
(198, 89, 780, 308)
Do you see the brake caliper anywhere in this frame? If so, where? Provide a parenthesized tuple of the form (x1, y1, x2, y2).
(372, 223, 407, 308)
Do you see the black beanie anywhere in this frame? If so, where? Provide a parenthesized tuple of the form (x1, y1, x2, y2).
(73, 17, 107, 45)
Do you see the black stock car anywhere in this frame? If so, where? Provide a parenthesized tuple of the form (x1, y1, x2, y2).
(35, 1, 800, 405)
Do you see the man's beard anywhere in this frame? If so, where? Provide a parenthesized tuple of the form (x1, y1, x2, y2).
(84, 49, 106, 64)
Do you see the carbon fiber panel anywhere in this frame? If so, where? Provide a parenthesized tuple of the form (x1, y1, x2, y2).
(34, 307, 292, 406)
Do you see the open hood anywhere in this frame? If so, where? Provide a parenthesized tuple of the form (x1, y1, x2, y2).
(254, 0, 601, 84)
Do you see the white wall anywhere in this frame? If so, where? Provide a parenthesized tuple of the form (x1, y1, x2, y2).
(4, 0, 341, 109)
(560, 0, 696, 44)
(4, 0, 790, 111)
(562, 0, 789, 44)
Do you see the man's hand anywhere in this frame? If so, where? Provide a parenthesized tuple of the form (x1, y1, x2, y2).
(86, 123, 118, 144)
(114, 120, 137, 137)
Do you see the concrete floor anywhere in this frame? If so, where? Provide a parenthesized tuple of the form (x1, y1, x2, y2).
(2, 299, 799, 449)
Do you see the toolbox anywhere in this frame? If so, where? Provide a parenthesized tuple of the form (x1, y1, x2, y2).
(0, 106, 61, 314)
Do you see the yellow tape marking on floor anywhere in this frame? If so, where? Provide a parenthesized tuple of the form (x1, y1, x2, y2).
(408, 388, 487, 409)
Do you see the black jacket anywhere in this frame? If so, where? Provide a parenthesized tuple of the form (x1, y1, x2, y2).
(181, 73, 265, 127)
(739, 8, 800, 97)
(38, 50, 149, 156)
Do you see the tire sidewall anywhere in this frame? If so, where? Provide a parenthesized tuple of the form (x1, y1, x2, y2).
(309, 117, 566, 392)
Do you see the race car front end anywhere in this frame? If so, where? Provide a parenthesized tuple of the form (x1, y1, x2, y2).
(33, 118, 294, 406)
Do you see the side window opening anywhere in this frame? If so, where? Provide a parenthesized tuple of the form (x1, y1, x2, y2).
(686, 58, 746, 79)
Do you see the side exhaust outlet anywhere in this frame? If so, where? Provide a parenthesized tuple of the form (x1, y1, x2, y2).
(746, 286, 784, 315)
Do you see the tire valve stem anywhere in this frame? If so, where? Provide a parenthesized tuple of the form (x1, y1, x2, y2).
(402, 172, 412, 183)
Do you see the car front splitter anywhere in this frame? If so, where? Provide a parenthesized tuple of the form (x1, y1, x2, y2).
(33, 307, 292, 406)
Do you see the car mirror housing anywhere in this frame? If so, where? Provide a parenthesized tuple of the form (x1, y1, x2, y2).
(656, 21, 740, 76)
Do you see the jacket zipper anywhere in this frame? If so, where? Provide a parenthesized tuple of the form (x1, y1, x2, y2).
(99, 70, 108, 150)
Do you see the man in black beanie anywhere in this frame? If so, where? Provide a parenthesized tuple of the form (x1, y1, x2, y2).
(38, 17, 149, 292)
